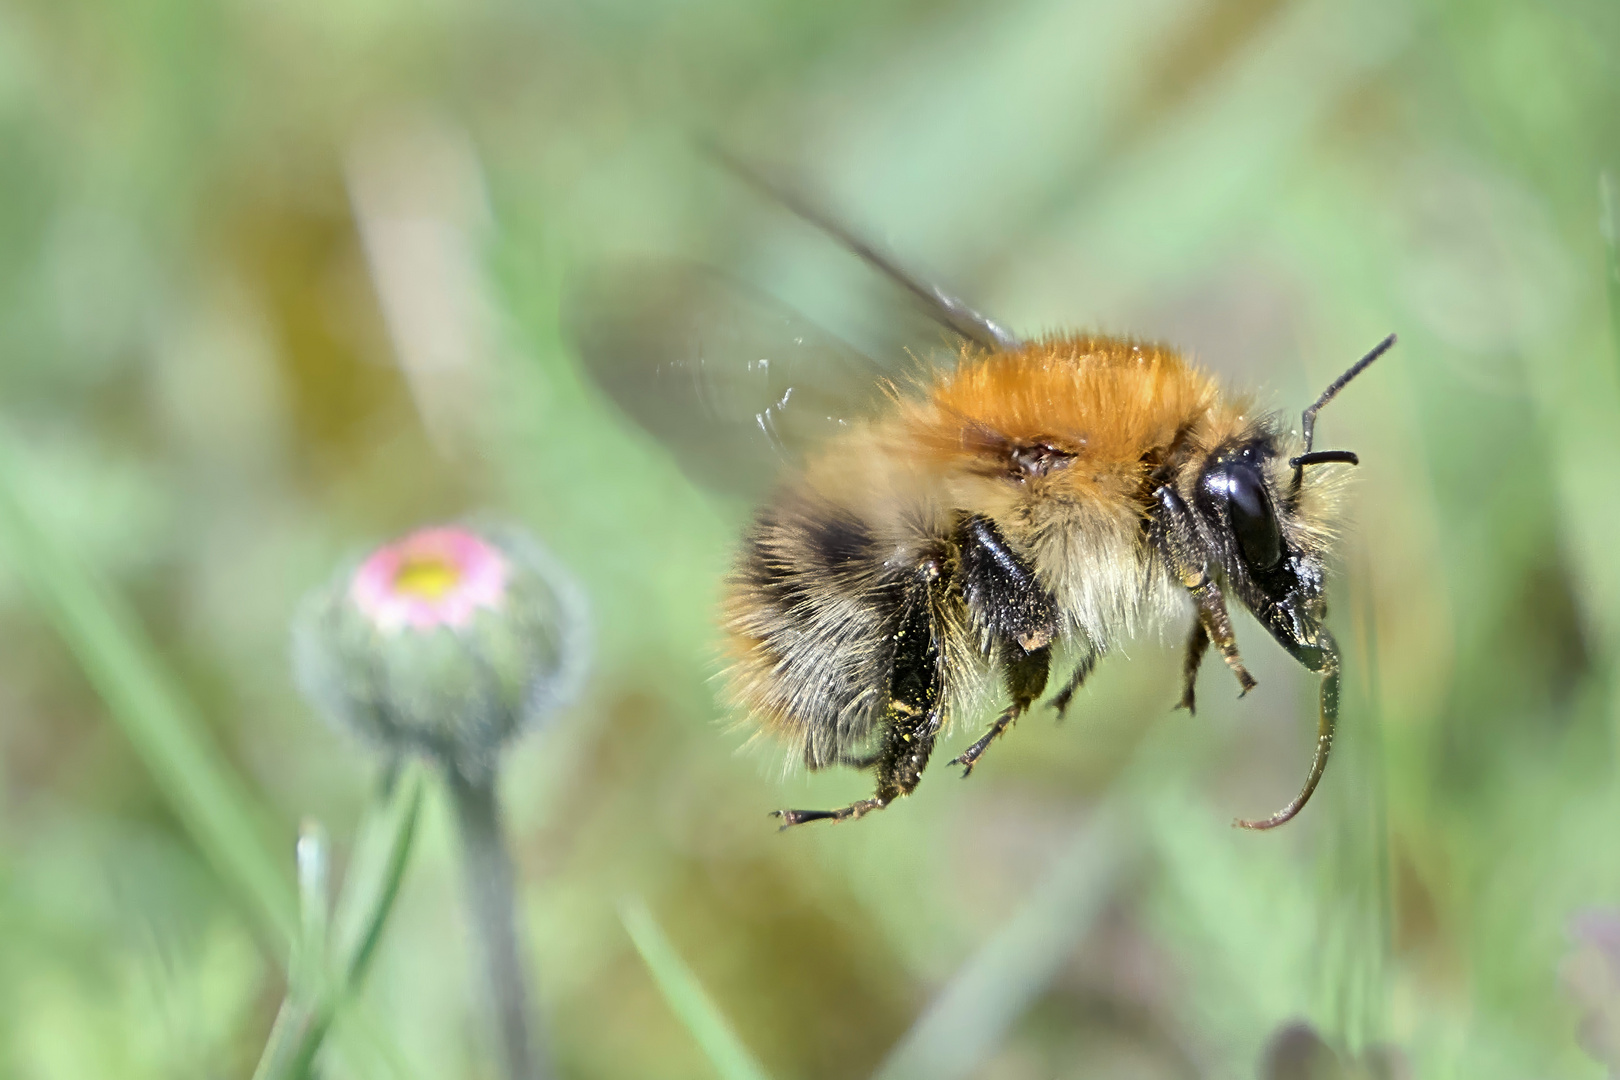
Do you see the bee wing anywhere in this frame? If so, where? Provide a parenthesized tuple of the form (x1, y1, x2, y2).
(706, 145, 1020, 354)
(565, 261, 918, 497)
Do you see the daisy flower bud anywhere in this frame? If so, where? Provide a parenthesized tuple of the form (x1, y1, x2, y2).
(292, 523, 586, 1080)
(292, 524, 588, 778)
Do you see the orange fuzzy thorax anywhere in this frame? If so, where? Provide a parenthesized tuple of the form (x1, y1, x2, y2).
(898, 335, 1248, 509)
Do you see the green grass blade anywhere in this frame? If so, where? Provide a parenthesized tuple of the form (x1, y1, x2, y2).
(253, 819, 332, 1080)
(1602, 171, 1620, 370)
(0, 435, 423, 1080)
(0, 437, 297, 942)
(254, 765, 426, 1080)
(295, 819, 332, 995)
(334, 763, 426, 983)
(870, 805, 1126, 1080)
(619, 897, 774, 1080)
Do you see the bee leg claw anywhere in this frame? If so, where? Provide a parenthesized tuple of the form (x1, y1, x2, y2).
(772, 808, 833, 828)
(950, 733, 997, 777)
(1044, 651, 1099, 723)
(952, 704, 1024, 779)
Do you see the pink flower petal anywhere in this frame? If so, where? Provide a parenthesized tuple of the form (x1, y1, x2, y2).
(351, 526, 508, 633)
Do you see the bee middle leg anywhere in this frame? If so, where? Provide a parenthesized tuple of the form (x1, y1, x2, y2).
(1177, 620, 1210, 713)
(950, 513, 1061, 778)
(775, 710, 940, 826)
(951, 644, 1051, 778)
(1048, 648, 1101, 719)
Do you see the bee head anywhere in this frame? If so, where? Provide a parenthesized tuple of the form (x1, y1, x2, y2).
(1192, 436, 1335, 673)
(1188, 333, 1395, 673)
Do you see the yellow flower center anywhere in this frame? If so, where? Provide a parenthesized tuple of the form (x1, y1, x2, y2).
(392, 555, 462, 600)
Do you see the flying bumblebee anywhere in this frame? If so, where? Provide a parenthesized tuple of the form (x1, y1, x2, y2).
(569, 160, 1392, 830)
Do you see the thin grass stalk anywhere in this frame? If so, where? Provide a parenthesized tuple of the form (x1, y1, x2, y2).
(0, 441, 296, 941)
(1603, 172, 1620, 372)
(1306, 566, 1392, 1053)
(253, 766, 425, 1080)
(619, 897, 773, 1080)
(871, 804, 1126, 1080)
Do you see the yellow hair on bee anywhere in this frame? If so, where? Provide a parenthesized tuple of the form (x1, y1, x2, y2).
(567, 188, 1391, 828)
(723, 336, 1255, 764)
(719, 327, 1373, 828)
(894, 336, 1255, 647)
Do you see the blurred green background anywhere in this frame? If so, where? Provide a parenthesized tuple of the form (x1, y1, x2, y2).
(2, 0, 1618, 1077)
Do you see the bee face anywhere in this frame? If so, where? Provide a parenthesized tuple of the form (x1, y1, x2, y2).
(1193, 436, 1332, 674)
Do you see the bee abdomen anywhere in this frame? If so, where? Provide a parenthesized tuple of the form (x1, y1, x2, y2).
(723, 499, 922, 768)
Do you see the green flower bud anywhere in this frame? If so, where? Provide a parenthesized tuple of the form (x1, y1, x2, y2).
(292, 524, 588, 777)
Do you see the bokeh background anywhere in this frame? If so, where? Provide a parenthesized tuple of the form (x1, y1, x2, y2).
(2, 0, 1618, 1077)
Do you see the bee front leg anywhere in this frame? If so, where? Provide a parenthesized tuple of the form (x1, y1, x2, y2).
(1189, 578, 1257, 696)
(1152, 485, 1256, 696)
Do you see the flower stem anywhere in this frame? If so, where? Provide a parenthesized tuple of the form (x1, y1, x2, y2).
(444, 766, 548, 1080)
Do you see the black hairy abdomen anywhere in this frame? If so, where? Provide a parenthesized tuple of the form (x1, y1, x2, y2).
(732, 501, 920, 768)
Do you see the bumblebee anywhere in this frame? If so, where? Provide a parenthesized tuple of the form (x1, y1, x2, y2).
(570, 164, 1391, 831)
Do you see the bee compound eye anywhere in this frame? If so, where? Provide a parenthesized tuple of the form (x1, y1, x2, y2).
(1216, 463, 1283, 572)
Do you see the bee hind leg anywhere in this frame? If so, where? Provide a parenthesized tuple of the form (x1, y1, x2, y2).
(775, 719, 938, 828)
(774, 753, 891, 826)
(775, 556, 946, 828)
(836, 748, 883, 770)
(952, 645, 1051, 778)
(773, 798, 888, 828)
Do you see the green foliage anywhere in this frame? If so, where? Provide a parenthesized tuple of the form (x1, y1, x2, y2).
(254, 766, 427, 1080)
(0, 438, 297, 942)
(620, 898, 774, 1080)
(872, 802, 1127, 1080)
(1, 0, 1617, 1076)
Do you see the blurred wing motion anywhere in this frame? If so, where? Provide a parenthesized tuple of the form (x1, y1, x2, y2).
(567, 155, 1022, 498)
(565, 260, 912, 497)
(704, 144, 1021, 353)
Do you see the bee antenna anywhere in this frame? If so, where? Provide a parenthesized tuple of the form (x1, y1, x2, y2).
(1291, 333, 1395, 490)
(1289, 449, 1360, 468)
